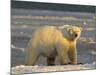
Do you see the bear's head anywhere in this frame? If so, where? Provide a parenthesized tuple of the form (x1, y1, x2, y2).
(59, 25, 82, 41)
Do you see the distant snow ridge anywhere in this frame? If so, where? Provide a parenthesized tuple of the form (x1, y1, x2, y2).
(11, 44, 25, 51)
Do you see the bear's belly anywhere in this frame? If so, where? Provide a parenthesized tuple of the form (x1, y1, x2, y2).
(42, 49, 57, 57)
(37, 44, 57, 57)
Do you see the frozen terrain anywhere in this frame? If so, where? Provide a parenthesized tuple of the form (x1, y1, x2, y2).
(12, 62, 95, 74)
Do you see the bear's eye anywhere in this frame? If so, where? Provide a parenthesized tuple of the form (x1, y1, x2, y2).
(75, 33, 78, 37)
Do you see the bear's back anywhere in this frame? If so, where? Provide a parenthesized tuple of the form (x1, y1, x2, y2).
(33, 26, 62, 45)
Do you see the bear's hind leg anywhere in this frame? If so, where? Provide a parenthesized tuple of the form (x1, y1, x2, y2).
(47, 57, 56, 66)
(26, 51, 40, 66)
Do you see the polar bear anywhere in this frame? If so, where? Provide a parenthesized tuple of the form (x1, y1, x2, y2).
(25, 25, 82, 66)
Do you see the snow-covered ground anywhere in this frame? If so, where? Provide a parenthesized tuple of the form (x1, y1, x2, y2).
(12, 62, 96, 74)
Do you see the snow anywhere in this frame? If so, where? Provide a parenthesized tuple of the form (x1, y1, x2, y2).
(11, 62, 96, 74)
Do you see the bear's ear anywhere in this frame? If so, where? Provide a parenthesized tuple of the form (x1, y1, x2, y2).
(58, 25, 70, 29)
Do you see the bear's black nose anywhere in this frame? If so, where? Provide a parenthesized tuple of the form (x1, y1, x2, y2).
(75, 34, 78, 37)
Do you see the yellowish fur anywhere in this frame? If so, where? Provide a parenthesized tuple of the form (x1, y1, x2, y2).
(25, 25, 82, 65)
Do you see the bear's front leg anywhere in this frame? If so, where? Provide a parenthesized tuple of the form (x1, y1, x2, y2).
(47, 57, 56, 66)
(57, 48, 68, 65)
(68, 45, 77, 65)
(58, 52, 68, 65)
(56, 42, 68, 65)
